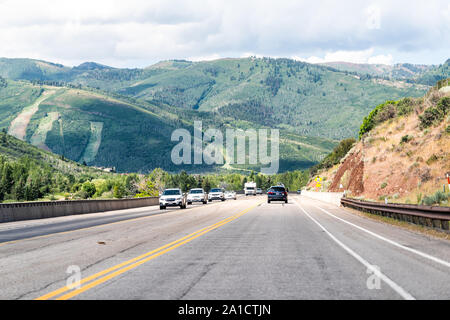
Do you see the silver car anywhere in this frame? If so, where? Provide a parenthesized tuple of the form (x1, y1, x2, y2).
(225, 191, 237, 200)
(159, 188, 187, 210)
(187, 188, 208, 205)
(208, 188, 225, 202)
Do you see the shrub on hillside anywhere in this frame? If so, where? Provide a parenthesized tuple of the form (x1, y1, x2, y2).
(400, 135, 412, 144)
(309, 138, 356, 176)
(419, 97, 450, 129)
(426, 154, 438, 165)
(437, 96, 450, 114)
(396, 98, 414, 116)
(375, 103, 397, 123)
(359, 101, 397, 139)
(422, 191, 449, 206)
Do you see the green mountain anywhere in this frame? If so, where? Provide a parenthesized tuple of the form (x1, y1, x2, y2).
(0, 57, 440, 173)
(0, 58, 70, 80)
(415, 59, 450, 86)
(1, 81, 186, 173)
(320, 61, 435, 81)
(114, 58, 428, 139)
(320, 60, 450, 86)
(0, 78, 333, 173)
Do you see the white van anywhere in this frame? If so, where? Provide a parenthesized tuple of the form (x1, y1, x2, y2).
(244, 182, 257, 196)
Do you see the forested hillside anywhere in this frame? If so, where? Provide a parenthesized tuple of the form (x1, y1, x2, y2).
(0, 78, 334, 173)
(0, 57, 432, 139)
(0, 130, 311, 203)
(0, 57, 444, 173)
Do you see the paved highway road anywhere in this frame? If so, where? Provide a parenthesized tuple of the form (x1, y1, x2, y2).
(0, 195, 449, 300)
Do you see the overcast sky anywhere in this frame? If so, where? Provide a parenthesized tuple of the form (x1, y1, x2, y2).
(0, 0, 449, 68)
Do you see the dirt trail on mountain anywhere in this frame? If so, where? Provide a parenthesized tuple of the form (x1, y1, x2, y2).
(8, 90, 56, 141)
(80, 122, 104, 164)
(30, 112, 60, 151)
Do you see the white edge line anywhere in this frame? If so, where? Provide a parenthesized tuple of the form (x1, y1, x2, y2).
(311, 203, 450, 269)
(295, 200, 415, 300)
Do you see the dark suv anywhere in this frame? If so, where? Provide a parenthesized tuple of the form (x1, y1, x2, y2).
(267, 186, 288, 203)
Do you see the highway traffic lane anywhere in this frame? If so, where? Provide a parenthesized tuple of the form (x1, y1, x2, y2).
(65, 199, 402, 300)
(0, 195, 246, 245)
(0, 196, 264, 300)
(295, 196, 450, 300)
(295, 196, 450, 263)
(0, 195, 249, 247)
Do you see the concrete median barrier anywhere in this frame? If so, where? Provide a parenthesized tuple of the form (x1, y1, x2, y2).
(300, 191, 344, 206)
(0, 197, 159, 223)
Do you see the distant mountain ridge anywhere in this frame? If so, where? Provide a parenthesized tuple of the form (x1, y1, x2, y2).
(320, 60, 449, 85)
(0, 56, 447, 173)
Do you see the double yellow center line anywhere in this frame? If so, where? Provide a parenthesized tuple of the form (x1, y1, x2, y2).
(36, 202, 260, 300)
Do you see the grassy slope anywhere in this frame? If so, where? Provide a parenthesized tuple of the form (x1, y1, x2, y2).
(0, 130, 104, 176)
(0, 81, 43, 129)
(1, 80, 332, 173)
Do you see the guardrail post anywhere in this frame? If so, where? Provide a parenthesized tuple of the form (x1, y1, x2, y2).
(442, 220, 450, 231)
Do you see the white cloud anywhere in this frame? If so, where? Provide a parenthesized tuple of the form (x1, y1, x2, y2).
(367, 54, 394, 65)
(293, 48, 394, 65)
(187, 53, 222, 62)
(0, 0, 448, 67)
(444, 4, 450, 20)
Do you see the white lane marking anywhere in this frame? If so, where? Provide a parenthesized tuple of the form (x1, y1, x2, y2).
(310, 203, 450, 269)
(295, 200, 415, 300)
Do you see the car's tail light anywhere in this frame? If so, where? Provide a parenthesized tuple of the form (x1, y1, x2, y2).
(268, 192, 275, 195)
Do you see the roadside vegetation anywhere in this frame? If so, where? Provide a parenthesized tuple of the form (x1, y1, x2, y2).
(0, 130, 312, 203)
(309, 138, 356, 176)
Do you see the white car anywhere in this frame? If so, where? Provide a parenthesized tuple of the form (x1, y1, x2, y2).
(256, 188, 263, 194)
(159, 188, 187, 210)
(225, 191, 237, 200)
(208, 188, 225, 202)
(187, 188, 208, 205)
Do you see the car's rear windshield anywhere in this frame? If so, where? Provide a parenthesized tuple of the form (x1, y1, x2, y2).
(270, 187, 285, 192)
(210, 188, 222, 192)
(189, 189, 203, 194)
(163, 190, 181, 195)
(246, 187, 255, 190)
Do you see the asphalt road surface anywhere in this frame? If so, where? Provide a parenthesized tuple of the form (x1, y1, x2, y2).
(0, 195, 449, 300)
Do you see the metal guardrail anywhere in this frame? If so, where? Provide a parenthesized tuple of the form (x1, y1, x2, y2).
(341, 197, 450, 231)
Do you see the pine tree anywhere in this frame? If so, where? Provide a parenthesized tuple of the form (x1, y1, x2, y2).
(0, 163, 13, 196)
